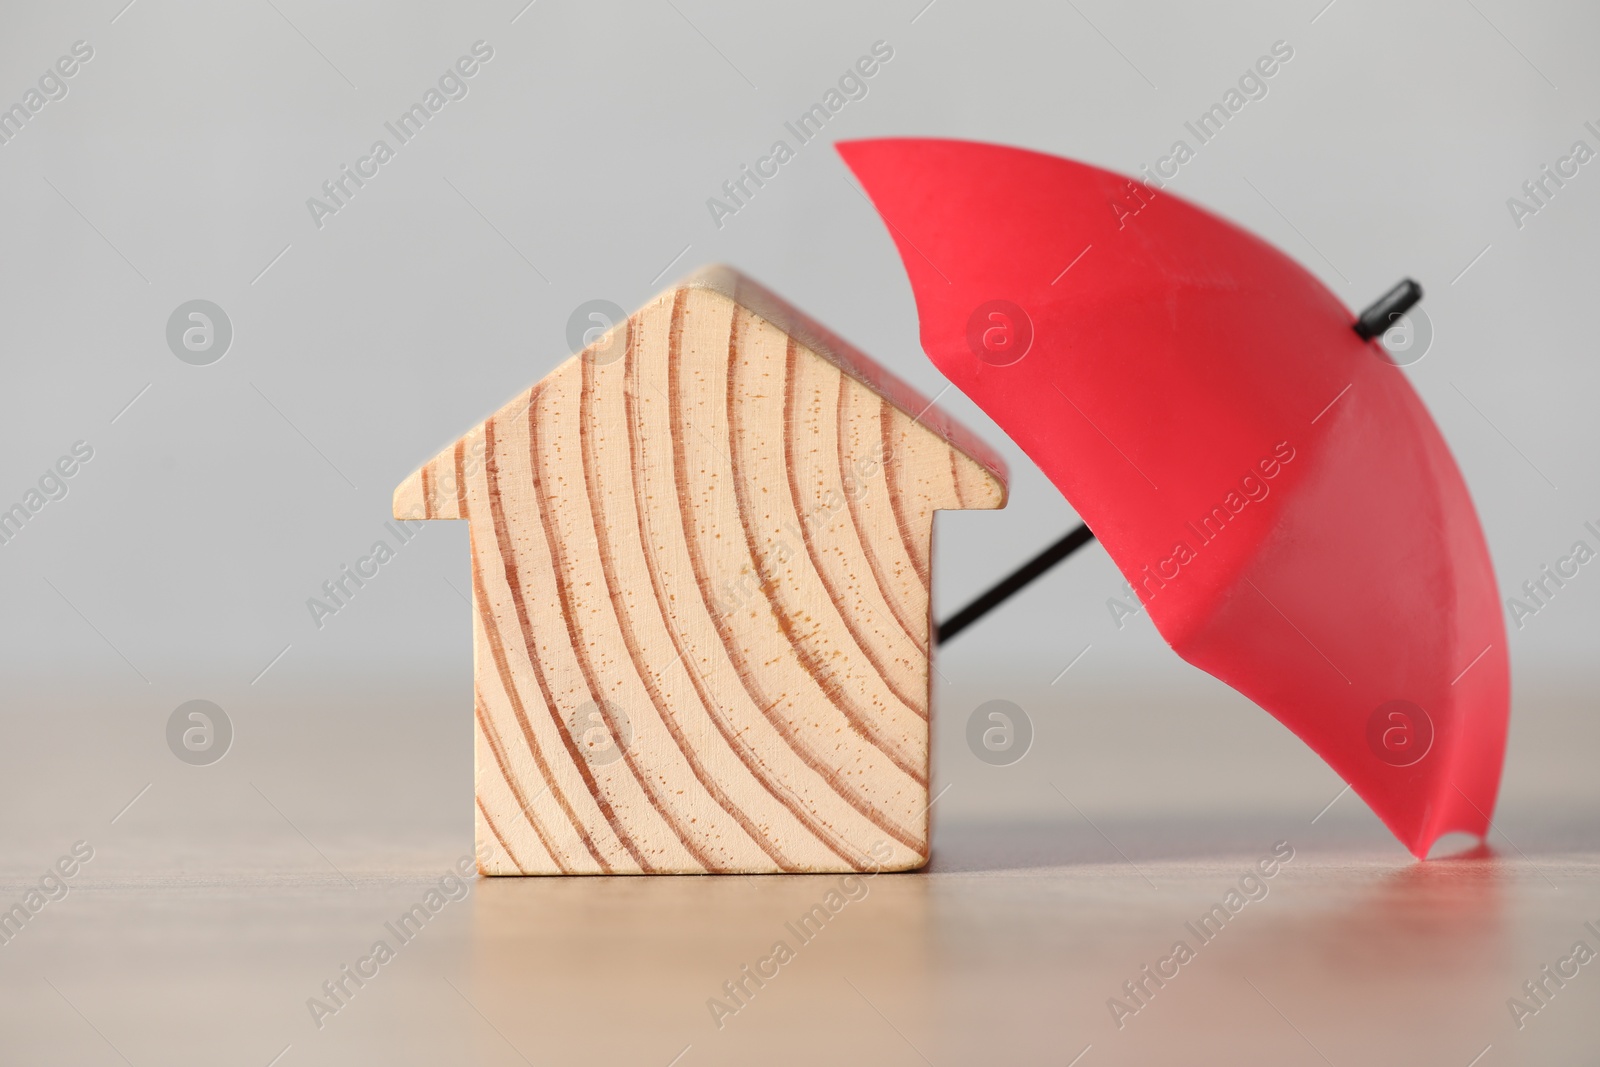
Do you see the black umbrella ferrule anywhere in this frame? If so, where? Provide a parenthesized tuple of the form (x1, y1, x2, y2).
(1354, 278, 1423, 340)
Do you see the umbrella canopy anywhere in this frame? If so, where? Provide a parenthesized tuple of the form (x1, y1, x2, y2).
(838, 137, 1508, 857)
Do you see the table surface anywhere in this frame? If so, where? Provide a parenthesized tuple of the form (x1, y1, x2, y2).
(2, 810, 1597, 1067)
(3, 672, 1596, 1066)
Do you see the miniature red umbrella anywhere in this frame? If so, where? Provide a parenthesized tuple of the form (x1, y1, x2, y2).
(838, 137, 1507, 858)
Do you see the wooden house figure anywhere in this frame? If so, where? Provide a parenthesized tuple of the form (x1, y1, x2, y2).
(394, 268, 1007, 874)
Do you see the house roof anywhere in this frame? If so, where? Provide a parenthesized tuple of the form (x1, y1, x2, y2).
(393, 266, 1008, 518)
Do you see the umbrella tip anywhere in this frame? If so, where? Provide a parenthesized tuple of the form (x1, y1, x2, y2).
(1354, 278, 1424, 340)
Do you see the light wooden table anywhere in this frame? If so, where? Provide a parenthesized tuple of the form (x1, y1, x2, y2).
(2, 814, 1597, 1065)
(3, 677, 1596, 1065)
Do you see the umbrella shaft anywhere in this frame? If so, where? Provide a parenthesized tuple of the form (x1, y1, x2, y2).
(936, 524, 1096, 644)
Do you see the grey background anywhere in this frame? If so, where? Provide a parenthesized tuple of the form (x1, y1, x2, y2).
(2, 0, 1596, 838)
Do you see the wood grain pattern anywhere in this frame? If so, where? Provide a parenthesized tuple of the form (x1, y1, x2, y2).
(395, 269, 1006, 874)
